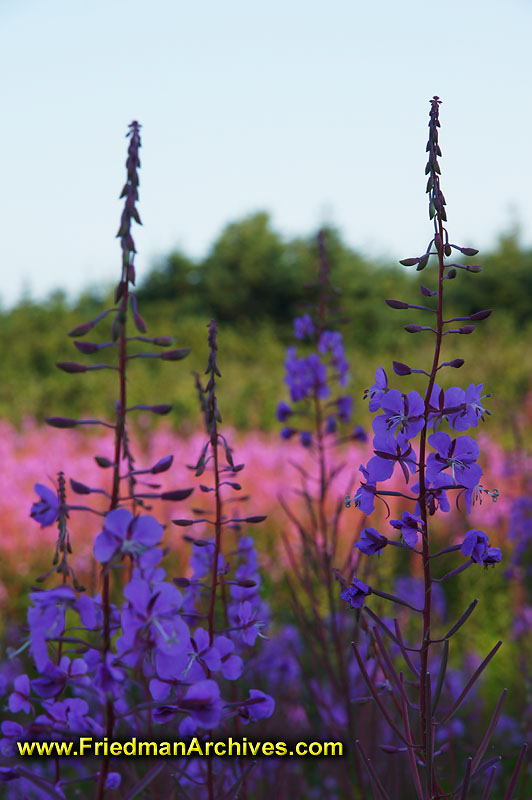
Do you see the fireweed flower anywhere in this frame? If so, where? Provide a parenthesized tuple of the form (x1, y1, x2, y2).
(93, 508, 163, 565)
(355, 527, 388, 556)
(389, 511, 423, 548)
(293, 314, 315, 340)
(426, 432, 482, 488)
(276, 401, 293, 421)
(461, 529, 502, 566)
(372, 389, 425, 440)
(349, 465, 377, 514)
(364, 366, 390, 412)
(284, 347, 330, 402)
(365, 432, 417, 484)
(340, 576, 371, 609)
(239, 689, 275, 723)
(30, 483, 60, 528)
(444, 384, 490, 431)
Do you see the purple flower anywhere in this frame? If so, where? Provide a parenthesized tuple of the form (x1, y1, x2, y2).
(389, 511, 423, 548)
(30, 483, 60, 528)
(240, 689, 275, 723)
(293, 314, 315, 340)
(445, 384, 490, 431)
(8, 675, 32, 715)
(214, 636, 243, 680)
(276, 402, 293, 422)
(373, 389, 425, 440)
(366, 432, 417, 485)
(319, 330, 349, 385)
(461, 530, 489, 563)
(94, 509, 163, 564)
(351, 466, 377, 514)
(325, 416, 337, 434)
(232, 600, 262, 646)
(284, 348, 330, 402)
(281, 427, 296, 439)
(340, 576, 371, 609)
(364, 366, 389, 412)
(337, 395, 353, 423)
(483, 547, 502, 567)
(300, 431, 312, 447)
(426, 433, 481, 489)
(179, 680, 223, 729)
(355, 527, 388, 556)
(106, 774, 121, 790)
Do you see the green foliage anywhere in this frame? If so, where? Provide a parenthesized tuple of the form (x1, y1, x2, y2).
(2, 215, 532, 433)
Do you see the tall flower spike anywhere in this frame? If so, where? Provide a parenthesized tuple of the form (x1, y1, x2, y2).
(117, 121, 142, 291)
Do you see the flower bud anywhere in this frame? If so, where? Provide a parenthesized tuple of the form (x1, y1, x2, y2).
(399, 257, 419, 267)
(404, 324, 423, 333)
(393, 361, 412, 375)
(56, 362, 89, 373)
(161, 348, 192, 361)
(74, 341, 101, 354)
(152, 455, 174, 473)
(470, 309, 492, 321)
(385, 299, 409, 309)
(95, 456, 114, 468)
(161, 488, 194, 501)
(68, 321, 94, 337)
(70, 479, 92, 495)
(45, 417, 78, 428)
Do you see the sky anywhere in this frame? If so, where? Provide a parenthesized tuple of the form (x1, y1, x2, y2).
(1, 0, 531, 309)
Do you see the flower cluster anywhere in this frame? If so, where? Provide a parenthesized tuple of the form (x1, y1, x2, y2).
(1, 126, 273, 800)
(339, 97, 518, 798)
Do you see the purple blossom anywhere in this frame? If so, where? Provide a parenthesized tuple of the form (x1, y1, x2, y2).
(318, 330, 349, 385)
(350, 466, 377, 514)
(214, 636, 243, 680)
(426, 433, 481, 489)
(240, 689, 275, 723)
(30, 483, 60, 528)
(8, 675, 32, 715)
(94, 508, 163, 564)
(300, 431, 312, 447)
(445, 384, 490, 431)
(355, 527, 388, 556)
(232, 600, 262, 646)
(293, 314, 315, 340)
(337, 395, 353, 423)
(373, 389, 425, 440)
(461, 530, 489, 563)
(276, 401, 293, 422)
(389, 511, 423, 548)
(179, 680, 223, 729)
(340, 576, 371, 609)
(284, 348, 330, 402)
(366, 432, 417, 485)
(364, 366, 389, 412)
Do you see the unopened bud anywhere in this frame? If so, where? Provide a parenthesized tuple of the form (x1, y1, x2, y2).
(470, 309, 492, 321)
(393, 361, 412, 376)
(68, 321, 94, 337)
(45, 417, 78, 428)
(161, 348, 192, 361)
(385, 299, 409, 309)
(56, 362, 89, 373)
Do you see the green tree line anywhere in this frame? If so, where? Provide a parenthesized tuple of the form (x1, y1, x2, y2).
(1, 213, 531, 436)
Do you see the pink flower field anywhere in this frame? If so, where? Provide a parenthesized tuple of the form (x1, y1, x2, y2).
(0, 416, 523, 607)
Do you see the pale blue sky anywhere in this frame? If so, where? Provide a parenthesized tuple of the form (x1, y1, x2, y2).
(1, 0, 530, 309)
